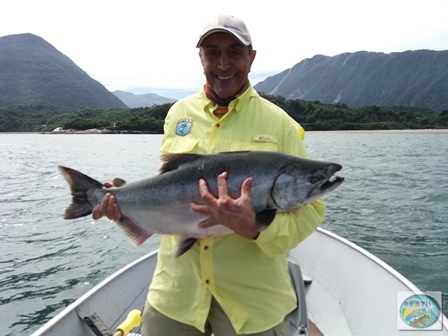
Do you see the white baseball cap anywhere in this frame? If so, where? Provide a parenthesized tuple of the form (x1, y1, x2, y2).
(196, 14, 252, 48)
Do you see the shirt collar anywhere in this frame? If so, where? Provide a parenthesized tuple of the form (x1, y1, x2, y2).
(200, 84, 258, 114)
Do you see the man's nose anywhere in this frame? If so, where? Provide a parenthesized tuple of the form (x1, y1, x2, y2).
(218, 54, 230, 70)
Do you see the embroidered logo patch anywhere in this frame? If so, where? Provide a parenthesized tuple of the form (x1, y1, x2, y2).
(176, 118, 193, 136)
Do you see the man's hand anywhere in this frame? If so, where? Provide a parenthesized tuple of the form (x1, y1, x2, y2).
(92, 182, 122, 221)
(190, 172, 259, 239)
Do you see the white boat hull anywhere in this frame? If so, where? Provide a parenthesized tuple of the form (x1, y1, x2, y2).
(290, 228, 448, 335)
(31, 228, 448, 336)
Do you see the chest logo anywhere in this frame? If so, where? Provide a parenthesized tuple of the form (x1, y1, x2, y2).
(175, 118, 193, 136)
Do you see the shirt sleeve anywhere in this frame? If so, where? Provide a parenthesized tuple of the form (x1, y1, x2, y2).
(253, 118, 327, 257)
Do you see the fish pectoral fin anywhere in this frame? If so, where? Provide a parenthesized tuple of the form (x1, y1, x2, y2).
(116, 216, 152, 246)
(255, 209, 277, 231)
(175, 237, 198, 258)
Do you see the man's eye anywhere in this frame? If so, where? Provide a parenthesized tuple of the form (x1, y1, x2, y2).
(206, 50, 218, 56)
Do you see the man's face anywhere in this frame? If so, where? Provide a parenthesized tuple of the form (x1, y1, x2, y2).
(199, 32, 256, 99)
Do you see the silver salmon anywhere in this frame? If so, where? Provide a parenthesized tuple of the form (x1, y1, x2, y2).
(58, 151, 344, 257)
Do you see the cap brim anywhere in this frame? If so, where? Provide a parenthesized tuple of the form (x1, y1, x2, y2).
(196, 28, 251, 48)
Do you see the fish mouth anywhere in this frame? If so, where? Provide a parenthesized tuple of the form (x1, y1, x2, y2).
(320, 163, 344, 192)
(321, 176, 345, 192)
(304, 174, 345, 207)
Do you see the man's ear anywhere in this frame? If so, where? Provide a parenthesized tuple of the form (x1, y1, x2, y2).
(250, 50, 257, 66)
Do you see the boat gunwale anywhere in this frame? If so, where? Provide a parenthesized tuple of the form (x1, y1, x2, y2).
(30, 250, 158, 335)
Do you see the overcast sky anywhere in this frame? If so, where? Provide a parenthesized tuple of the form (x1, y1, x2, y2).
(2, 0, 448, 99)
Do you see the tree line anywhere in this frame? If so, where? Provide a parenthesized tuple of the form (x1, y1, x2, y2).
(1, 94, 448, 133)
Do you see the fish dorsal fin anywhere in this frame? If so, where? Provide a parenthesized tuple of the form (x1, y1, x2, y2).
(159, 151, 254, 174)
(159, 153, 202, 174)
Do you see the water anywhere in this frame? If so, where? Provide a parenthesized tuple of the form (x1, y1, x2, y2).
(0, 131, 447, 335)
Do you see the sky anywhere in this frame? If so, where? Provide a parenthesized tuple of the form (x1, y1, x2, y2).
(2, 0, 448, 99)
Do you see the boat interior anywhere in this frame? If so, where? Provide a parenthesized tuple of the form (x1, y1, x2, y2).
(78, 259, 319, 336)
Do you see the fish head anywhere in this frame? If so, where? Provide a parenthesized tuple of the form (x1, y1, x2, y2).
(271, 158, 344, 211)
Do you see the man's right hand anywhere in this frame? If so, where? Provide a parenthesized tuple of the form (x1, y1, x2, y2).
(92, 182, 123, 221)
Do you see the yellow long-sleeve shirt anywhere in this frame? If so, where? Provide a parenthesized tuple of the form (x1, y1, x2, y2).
(147, 85, 326, 334)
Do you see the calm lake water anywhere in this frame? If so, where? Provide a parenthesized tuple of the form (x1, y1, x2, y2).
(0, 131, 447, 335)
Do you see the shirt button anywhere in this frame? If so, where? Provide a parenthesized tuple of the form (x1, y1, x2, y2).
(205, 279, 210, 284)
(204, 245, 209, 251)
(216, 123, 220, 127)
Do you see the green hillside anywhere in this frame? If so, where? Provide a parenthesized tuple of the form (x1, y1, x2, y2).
(0, 33, 127, 110)
(254, 50, 448, 112)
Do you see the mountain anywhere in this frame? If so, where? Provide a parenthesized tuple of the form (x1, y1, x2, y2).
(3, 33, 446, 113)
(254, 50, 448, 112)
(0, 33, 127, 110)
(112, 90, 176, 108)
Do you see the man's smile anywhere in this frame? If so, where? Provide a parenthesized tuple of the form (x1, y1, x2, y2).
(217, 74, 235, 80)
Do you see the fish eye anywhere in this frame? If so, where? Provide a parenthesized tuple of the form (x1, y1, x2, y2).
(310, 177, 319, 184)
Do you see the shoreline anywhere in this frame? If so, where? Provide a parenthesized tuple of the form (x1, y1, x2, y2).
(1, 129, 448, 135)
(308, 129, 448, 134)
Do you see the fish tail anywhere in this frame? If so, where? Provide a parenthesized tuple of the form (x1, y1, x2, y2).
(58, 166, 104, 219)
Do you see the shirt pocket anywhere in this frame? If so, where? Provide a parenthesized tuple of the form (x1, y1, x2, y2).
(160, 137, 198, 154)
(229, 135, 279, 152)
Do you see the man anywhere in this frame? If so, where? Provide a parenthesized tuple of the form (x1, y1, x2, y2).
(93, 14, 325, 336)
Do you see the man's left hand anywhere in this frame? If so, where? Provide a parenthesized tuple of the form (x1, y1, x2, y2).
(190, 172, 259, 239)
